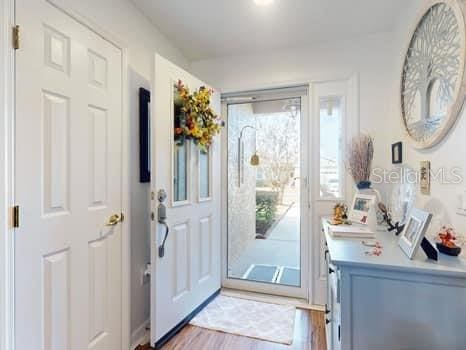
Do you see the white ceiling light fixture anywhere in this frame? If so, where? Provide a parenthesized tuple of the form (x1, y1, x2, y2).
(254, 0, 274, 6)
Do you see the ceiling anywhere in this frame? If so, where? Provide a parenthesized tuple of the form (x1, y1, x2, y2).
(131, 0, 414, 61)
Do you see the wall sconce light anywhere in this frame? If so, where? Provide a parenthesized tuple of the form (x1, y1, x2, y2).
(238, 125, 259, 186)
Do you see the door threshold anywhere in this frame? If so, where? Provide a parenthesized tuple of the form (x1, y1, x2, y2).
(220, 288, 324, 311)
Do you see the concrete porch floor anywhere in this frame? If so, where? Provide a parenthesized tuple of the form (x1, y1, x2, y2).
(228, 203, 300, 281)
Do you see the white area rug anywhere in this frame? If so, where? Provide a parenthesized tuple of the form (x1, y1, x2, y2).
(190, 295, 296, 345)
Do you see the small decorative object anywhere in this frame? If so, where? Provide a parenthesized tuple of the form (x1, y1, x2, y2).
(378, 202, 405, 235)
(362, 241, 383, 256)
(174, 80, 224, 152)
(401, 1, 466, 149)
(347, 134, 374, 190)
(139, 87, 151, 183)
(391, 142, 403, 164)
(349, 194, 376, 226)
(398, 208, 432, 259)
(331, 203, 350, 225)
(436, 225, 462, 256)
(420, 161, 431, 195)
(250, 152, 260, 166)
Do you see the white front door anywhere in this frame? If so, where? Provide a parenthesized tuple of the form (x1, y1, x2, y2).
(15, 1, 124, 349)
(150, 55, 221, 347)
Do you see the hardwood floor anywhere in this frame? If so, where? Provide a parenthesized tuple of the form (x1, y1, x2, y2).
(136, 309, 326, 350)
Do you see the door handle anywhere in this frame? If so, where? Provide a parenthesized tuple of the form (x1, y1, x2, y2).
(158, 222, 169, 258)
(156, 189, 169, 258)
(100, 213, 124, 240)
(106, 213, 124, 226)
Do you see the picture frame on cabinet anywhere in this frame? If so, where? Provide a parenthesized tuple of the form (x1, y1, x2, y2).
(349, 194, 376, 225)
(398, 208, 432, 259)
(391, 141, 403, 164)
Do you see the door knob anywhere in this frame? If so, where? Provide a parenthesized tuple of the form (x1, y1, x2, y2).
(105, 213, 124, 226)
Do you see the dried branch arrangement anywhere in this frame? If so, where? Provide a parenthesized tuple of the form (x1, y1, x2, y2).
(347, 134, 374, 186)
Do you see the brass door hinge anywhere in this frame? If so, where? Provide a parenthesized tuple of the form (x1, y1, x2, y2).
(11, 206, 19, 228)
(12, 25, 19, 50)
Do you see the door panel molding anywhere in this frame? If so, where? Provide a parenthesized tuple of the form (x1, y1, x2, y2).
(43, 249, 71, 350)
(198, 215, 212, 283)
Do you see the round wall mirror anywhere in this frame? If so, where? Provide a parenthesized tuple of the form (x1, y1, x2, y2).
(401, 1, 466, 149)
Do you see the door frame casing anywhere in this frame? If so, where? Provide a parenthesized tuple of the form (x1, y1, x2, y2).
(0, 1, 131, 349)
(220, 76, 360, 304)
(310, 76, 360, 306)
(0, 0, 16, 348)
(221, 86, 311, 300)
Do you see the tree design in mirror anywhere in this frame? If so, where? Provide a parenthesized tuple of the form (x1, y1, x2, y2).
(401, 1, 465, 148)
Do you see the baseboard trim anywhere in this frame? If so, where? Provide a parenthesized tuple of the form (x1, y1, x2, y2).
(154, 289, 221, 349)
(131, 318, 150, 350)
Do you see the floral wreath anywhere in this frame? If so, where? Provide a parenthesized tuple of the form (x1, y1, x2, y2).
(174, 80, 224, 152)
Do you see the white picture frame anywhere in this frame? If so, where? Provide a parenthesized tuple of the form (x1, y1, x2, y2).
(398, 208, 433, 259)
(349, 194, 376, 225)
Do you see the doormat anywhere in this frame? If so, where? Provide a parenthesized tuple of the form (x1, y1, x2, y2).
(243, 264, 300, 286)
(277, 267, 300, 286)
(190, 295, 296, 345)
(242, 264, 279, 283)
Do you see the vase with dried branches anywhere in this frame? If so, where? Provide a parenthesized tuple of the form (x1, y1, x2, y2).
(347, 134, 374, 190)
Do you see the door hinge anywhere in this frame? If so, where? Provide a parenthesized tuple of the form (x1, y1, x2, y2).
(12, 25, 20, 50)
(11, 206, 19, 228)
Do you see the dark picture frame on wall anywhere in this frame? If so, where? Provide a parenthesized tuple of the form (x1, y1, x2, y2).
(391, 141, 403, 164)
(139, 87, 151, 183)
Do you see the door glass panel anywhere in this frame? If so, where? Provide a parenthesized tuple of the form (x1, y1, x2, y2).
(199, 150, 210, 199)
(174, 143, 188, 202)
(227, 98, 301, 287)
(173, 83, 189, 203)
(319, 96, 343, 199)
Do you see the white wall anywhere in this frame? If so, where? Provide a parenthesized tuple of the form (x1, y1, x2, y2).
(191, 31, 401, 196)
(191, 1, 466, 249)
(60, 0, 188, 75)
(54, 0, 190, 346)
(128, 70, 151, 347)
(385, 1, 466, 242)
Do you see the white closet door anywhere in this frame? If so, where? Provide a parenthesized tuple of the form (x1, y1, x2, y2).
(15, 1, 123, 349)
